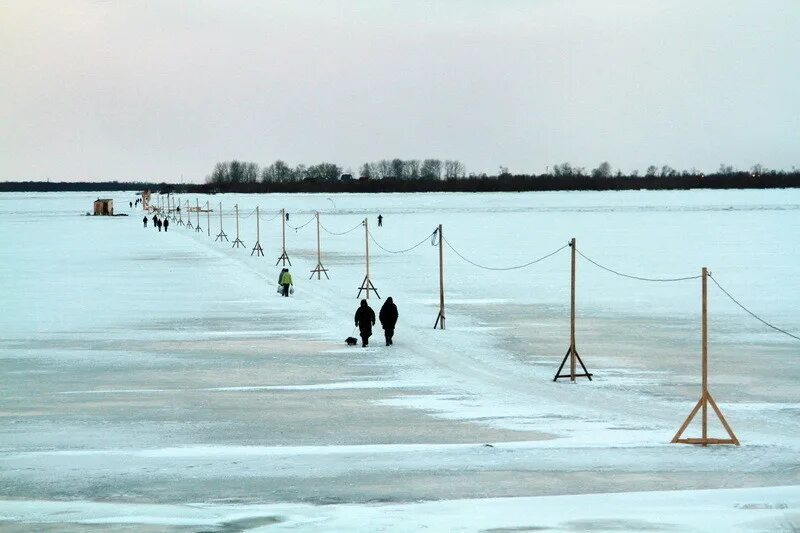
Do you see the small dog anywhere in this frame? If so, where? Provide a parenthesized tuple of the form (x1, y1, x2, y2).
(345, 337, 358, 346)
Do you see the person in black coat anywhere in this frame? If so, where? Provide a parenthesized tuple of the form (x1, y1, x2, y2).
(379, 297, 398, 346)
(354, 299, 376, 347)
(163, 218, 169, 232)
(143, 216, 148, 227)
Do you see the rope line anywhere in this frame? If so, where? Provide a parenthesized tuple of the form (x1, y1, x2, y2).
(368, 229, 436, 254)
(287, 215, 316, 231)
(239, 208, 258, 219)
(443, 237, 569, 271)
(708, 274, 800, 342)
(320, 221, 363, 236)
(577, 250, 701, 282)
(260, 210, 282, 222)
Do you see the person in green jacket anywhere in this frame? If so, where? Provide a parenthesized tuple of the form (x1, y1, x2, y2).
(279, 268, 293, 297)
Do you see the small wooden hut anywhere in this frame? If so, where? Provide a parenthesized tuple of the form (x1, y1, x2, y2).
(93, 198, 114, 216)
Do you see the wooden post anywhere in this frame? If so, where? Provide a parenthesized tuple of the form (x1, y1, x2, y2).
(671, 267, 739, 446)
(276, 208, 291, 265)
(309, 211, 329, 279)
(206, 201, 211, 237)
(251, 206, 264, 256)
(570, 236, 577, 380)
(195, 199, 202, 232)
(434, 224, 446, 329)
(186, 200, 193, 229)
(701, 266, 708, 442)
(176, 196, 184, 226)
(231, 204, 245, 248)
(553, 238, 593, 382)
(215, 202, 229, 242)
(356, 217, 380, 299)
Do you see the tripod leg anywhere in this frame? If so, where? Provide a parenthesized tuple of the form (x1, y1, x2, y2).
(573, 350, 593, 381)
(552, 347, 572, 381)
(671, 396, 704, 443)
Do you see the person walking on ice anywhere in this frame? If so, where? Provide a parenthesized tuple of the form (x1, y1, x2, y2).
(163, 218, 169, 232)
(379, 297, 398, 346)
(377, 214, 383, 227)
(354, 299, 376, 347)
(278, 268, 293, 297)
(143, 215, 148, 228)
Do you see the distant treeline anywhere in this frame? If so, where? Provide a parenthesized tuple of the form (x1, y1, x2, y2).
(2, 161, 799, 193)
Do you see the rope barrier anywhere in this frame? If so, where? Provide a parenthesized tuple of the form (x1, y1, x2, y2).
(320, 220, 364, 236)
(239, 208, 258, 219)
(260, 210, 282, 222)
(287, 215, 316, 231)
(708, 274, 800, 342)
(368, 229, 436, 254)
(576, 250, 702, 282)
(443, 237, 569, 271)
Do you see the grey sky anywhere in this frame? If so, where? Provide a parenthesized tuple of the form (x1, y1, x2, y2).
(1, 0, 798, 182)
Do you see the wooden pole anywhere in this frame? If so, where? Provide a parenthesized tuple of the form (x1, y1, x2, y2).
(251, 206, 264, 256)
(552, 238, 592, 382)
(356, 217, 380, 299)
(206, 201, 211, 237)
(365, 217, 370, 299)
(316, 212, 321, 271)
(281, 208, 286, 254)
(570, 237, 577, 381)
(309, 211, 329, 279)
(186, 200, 193, 229)
(195, 198, 201, 232)
(671, 266, 739, 446)
(701, 266, 708, 444)
(232, 204, 245, 248)
(435, 224, 446, 329)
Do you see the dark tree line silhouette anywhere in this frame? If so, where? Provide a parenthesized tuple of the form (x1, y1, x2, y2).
(1, 161, 798, 193)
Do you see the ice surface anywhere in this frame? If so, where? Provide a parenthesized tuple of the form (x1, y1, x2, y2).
(1, 190, 799, 530)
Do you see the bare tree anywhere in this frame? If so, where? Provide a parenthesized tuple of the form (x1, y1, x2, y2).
(403, 159, 420, 179)
(591, 161, 612, 178)
(444, 160, 465, 179)
(420, 159, 442, 180)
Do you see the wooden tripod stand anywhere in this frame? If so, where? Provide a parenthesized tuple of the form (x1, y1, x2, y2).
(176, 199, 185, 226)
(672, 267, 739, 446)
(309, 212, 329, 279)
(553, 238, 593, 382)
(215, 202, 229, 242)
(275, 209, 292, 266)
(231, 204, 245, 248)
(251, 206, 264, 256)
(185, 200, 193, 229)
(194, 199, 202, 233)
(433, 224, 445, 329)
(356, 218, 380, 299)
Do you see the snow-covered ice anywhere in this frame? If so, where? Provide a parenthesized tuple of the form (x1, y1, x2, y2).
(1, 189, 798, 531)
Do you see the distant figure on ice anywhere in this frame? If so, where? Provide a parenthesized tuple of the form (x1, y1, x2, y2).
(156, 218, 162, 232)
(377, 214, 383, 227)
(285, 212, 290, 221)
(279, 268, 293, 297)
(143, 215, 148, 227)
(379, 297, 398, 346)
(354, 299, 376, 347)
(129, 201, 133, 208)
(176, 205, 180, 213)
(163, 218, 169, 232)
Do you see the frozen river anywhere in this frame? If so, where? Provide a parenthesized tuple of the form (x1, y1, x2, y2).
(1, 189, 799, 531)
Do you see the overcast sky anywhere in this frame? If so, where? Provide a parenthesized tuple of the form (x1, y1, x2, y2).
(1, 1, 798, 182)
